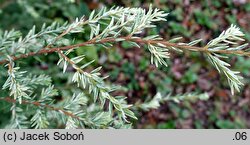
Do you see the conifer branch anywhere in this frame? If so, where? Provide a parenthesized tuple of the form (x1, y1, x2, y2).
(0, 36, 249, 65)
(0, 97, 82, 120)
(0, 5, 249, 128)
(57, 50, 137, 121)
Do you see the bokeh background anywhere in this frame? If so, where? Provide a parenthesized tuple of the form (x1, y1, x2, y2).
(0, 0, 250, 128)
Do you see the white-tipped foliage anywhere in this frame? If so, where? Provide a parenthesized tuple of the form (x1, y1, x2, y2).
(148, 44, 170, 67)
(208, 25, 246, 49)
(206, 25, 247, 94)
(207, 53, 243, 95)
(139, 92, 210, 111)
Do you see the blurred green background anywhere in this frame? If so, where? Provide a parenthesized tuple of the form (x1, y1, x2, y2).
(0, 0, 250, 128)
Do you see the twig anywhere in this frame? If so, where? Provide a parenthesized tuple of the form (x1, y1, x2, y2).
(0, 97, 82, 120)
(0, 36, 249, 65)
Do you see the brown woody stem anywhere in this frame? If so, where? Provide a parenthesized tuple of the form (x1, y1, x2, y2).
(0, 36, 249, 65)
(0, 97, 81, 120)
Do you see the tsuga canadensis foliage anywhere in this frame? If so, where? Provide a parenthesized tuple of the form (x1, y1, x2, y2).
(0, 5, 249, 129)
